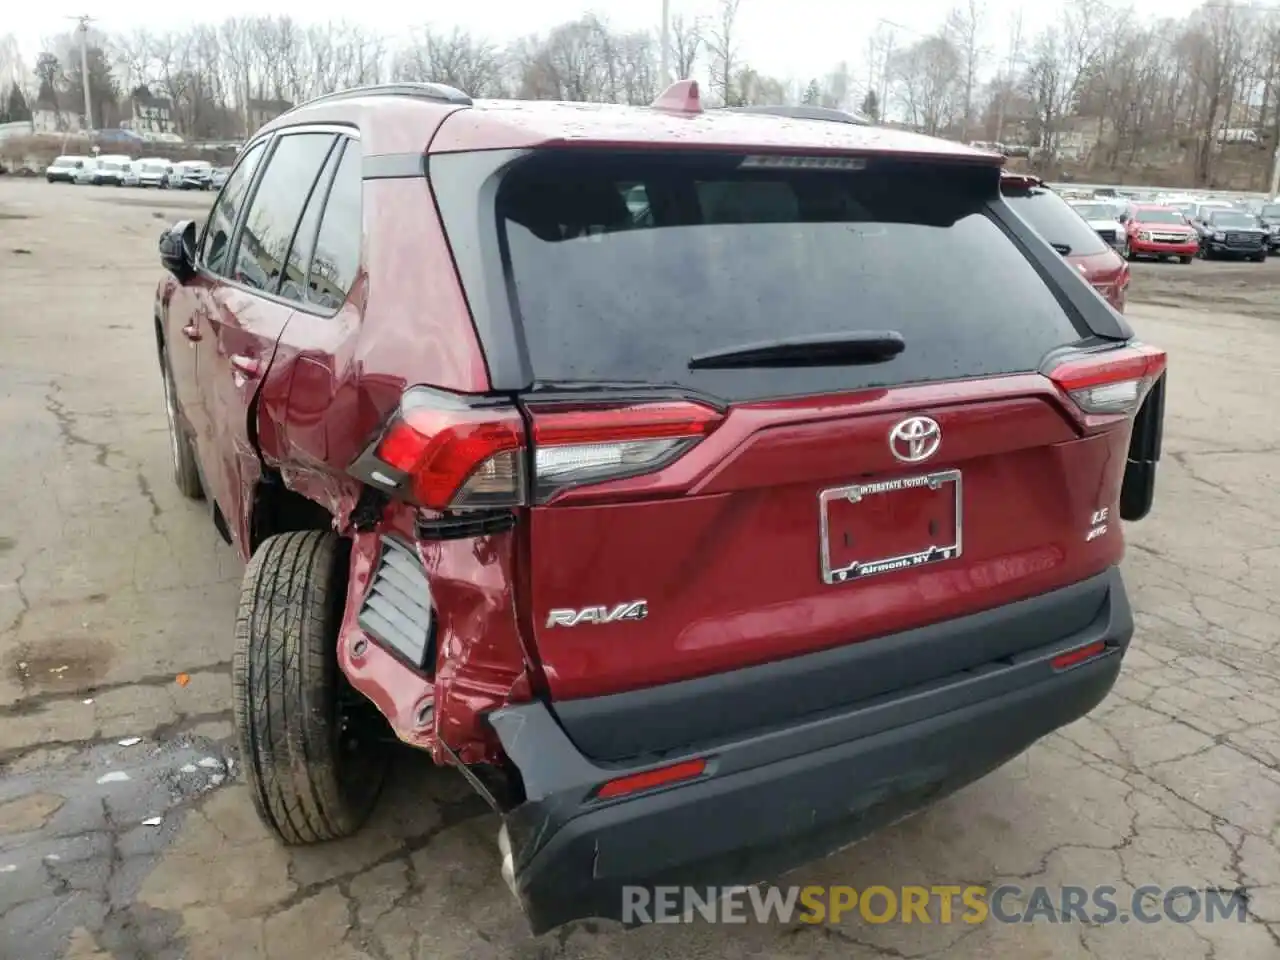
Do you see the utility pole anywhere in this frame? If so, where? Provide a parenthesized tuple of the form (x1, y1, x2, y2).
(1269, 146, 1280, 200)
(70, 15, 95, 131)
(660, 0, 671, 84)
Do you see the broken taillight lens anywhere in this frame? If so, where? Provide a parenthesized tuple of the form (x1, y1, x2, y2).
(352, 392, 724, 510)
(529, 400, 723, 502)
(1046, 343, 1167, 415)
(352, 387, 525, 510)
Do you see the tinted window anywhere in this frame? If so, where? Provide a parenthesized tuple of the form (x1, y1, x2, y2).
(1003, 186, 1109, 255)
(306, 143, 362, 310)
(278, 142, 344, 304)
(230, 133, 336, 293)
(200, 142, 266, 275)
(495, 153, 1084, 401)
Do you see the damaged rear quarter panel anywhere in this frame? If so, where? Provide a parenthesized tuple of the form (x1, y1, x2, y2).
(337, 503, 536, 763)
(254, 174, 491, 527)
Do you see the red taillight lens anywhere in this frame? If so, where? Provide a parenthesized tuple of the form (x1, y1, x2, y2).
(1047, 343, 1167, 415)
(595, 757, 708, 800)
(358, 388, 525, 510)
(529, 400, 723, 502)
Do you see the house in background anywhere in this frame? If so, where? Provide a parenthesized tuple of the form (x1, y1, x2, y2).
(246, 97, 293, 134)
(130, 90, 175, 135)
(31, 96, 82, 134)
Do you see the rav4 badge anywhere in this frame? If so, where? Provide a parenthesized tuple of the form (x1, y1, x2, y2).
(546, 601, 648, 628)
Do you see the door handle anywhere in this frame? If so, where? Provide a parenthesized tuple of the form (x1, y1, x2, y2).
(181, 323, 201, 341)
(230, 355, 263, 379)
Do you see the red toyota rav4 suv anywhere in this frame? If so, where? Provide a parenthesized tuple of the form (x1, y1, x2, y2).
(154, 81, 1166, 932)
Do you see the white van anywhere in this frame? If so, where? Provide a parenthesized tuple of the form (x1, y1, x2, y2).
(44, 155, 93, 183)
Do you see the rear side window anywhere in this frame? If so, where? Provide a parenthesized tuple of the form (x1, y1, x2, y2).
(278, 141, 345, 305)
(200, 141, 266, 276)
(305, 143, 361, 310)
(492, 152, 1084, 401)
(1002, 185, 1109, 256)
(230, 133, 337, 293)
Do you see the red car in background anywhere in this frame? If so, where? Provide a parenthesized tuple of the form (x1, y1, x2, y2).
(1001, 173, 1130, 312)
(1121, 205, 1199, 263)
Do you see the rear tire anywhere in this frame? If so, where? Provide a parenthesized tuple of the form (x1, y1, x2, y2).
(1179, 255, 1193, 264)
(1253, 252, 1267, 263)
(160, 351, 204, 499)
(233, 531, 388, 845)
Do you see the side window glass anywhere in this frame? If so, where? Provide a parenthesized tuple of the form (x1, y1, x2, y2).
(231, 133, 337, 293)
(278, 142, 343, 304)
(200, 142, 265, 276)
(307, 143, 362, 310)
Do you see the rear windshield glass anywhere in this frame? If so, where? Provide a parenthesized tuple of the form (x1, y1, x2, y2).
(1002, 185, 1110, 255)
(494, 152, 1084, 401)
(1133, 208, 1186, 224)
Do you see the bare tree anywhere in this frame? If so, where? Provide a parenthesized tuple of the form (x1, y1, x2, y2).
(668, 14, 702, 80)
(892, 34, 962, 135)
(708, 0, 742, 106)
(947, 0, 986, 139)
(395, 27, 504, 96)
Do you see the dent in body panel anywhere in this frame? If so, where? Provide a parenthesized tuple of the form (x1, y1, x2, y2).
(255, 174, 490, 530)
(337, 502, 534, 763)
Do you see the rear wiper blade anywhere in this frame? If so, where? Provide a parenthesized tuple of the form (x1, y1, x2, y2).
(688, 331, 905, 370)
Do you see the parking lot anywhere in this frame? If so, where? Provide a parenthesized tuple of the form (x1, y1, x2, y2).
(1, 176, 1279, 960)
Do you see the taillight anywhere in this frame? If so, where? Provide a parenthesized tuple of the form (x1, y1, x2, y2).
(351, 391, 723, 510)
(530, 400, 723, 502)
(352, 387, 525, 510)
(1046, 343, 1167, 415)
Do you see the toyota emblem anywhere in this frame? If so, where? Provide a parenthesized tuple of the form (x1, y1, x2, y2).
(889, 416, 941, 463)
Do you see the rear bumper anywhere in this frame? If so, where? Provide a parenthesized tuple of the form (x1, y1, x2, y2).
(491, 567, 1133, 934)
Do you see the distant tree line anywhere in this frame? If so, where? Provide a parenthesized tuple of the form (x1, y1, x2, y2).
(1, 0, 1278, 185)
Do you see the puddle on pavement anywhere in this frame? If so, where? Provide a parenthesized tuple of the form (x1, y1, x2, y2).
(3, 636, 114, 695)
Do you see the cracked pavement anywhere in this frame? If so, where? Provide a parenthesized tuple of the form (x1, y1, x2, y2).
(1, 177, 1278, 959)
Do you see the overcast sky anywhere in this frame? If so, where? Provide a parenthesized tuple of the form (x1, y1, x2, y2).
(9, 0, 1210, 85)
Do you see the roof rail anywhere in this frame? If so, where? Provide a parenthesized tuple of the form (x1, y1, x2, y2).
(719, 104, 871, 126)
(287, 82, 473, 115)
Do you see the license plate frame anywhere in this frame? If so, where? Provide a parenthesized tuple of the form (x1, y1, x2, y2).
(819, 469, 963, 585)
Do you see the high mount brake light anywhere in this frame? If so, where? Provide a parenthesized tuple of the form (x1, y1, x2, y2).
(530, 400, 723, 503)
(352, 392, 723, 510)
(1047, 343, 1167, 415)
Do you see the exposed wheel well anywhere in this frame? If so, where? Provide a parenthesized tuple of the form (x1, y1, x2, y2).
(250, 473, 335, 555)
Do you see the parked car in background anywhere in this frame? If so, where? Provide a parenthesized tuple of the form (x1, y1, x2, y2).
(44, 155, 92, 183)
(1121, 205, 1199, 263)
(1068, 200, 1126, 249)
(94, 157, 138, 186)
(1254, 202, 1280, 253)
(1192, 207, 1268, 260)
(176, 160, 213, 189)
(154, 84, 1164, 933)
(73, 158, 103, 185)
(1002, 173, 1130, 311)
(210, 166, 229, 189)
(136, 158, 176, 188)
